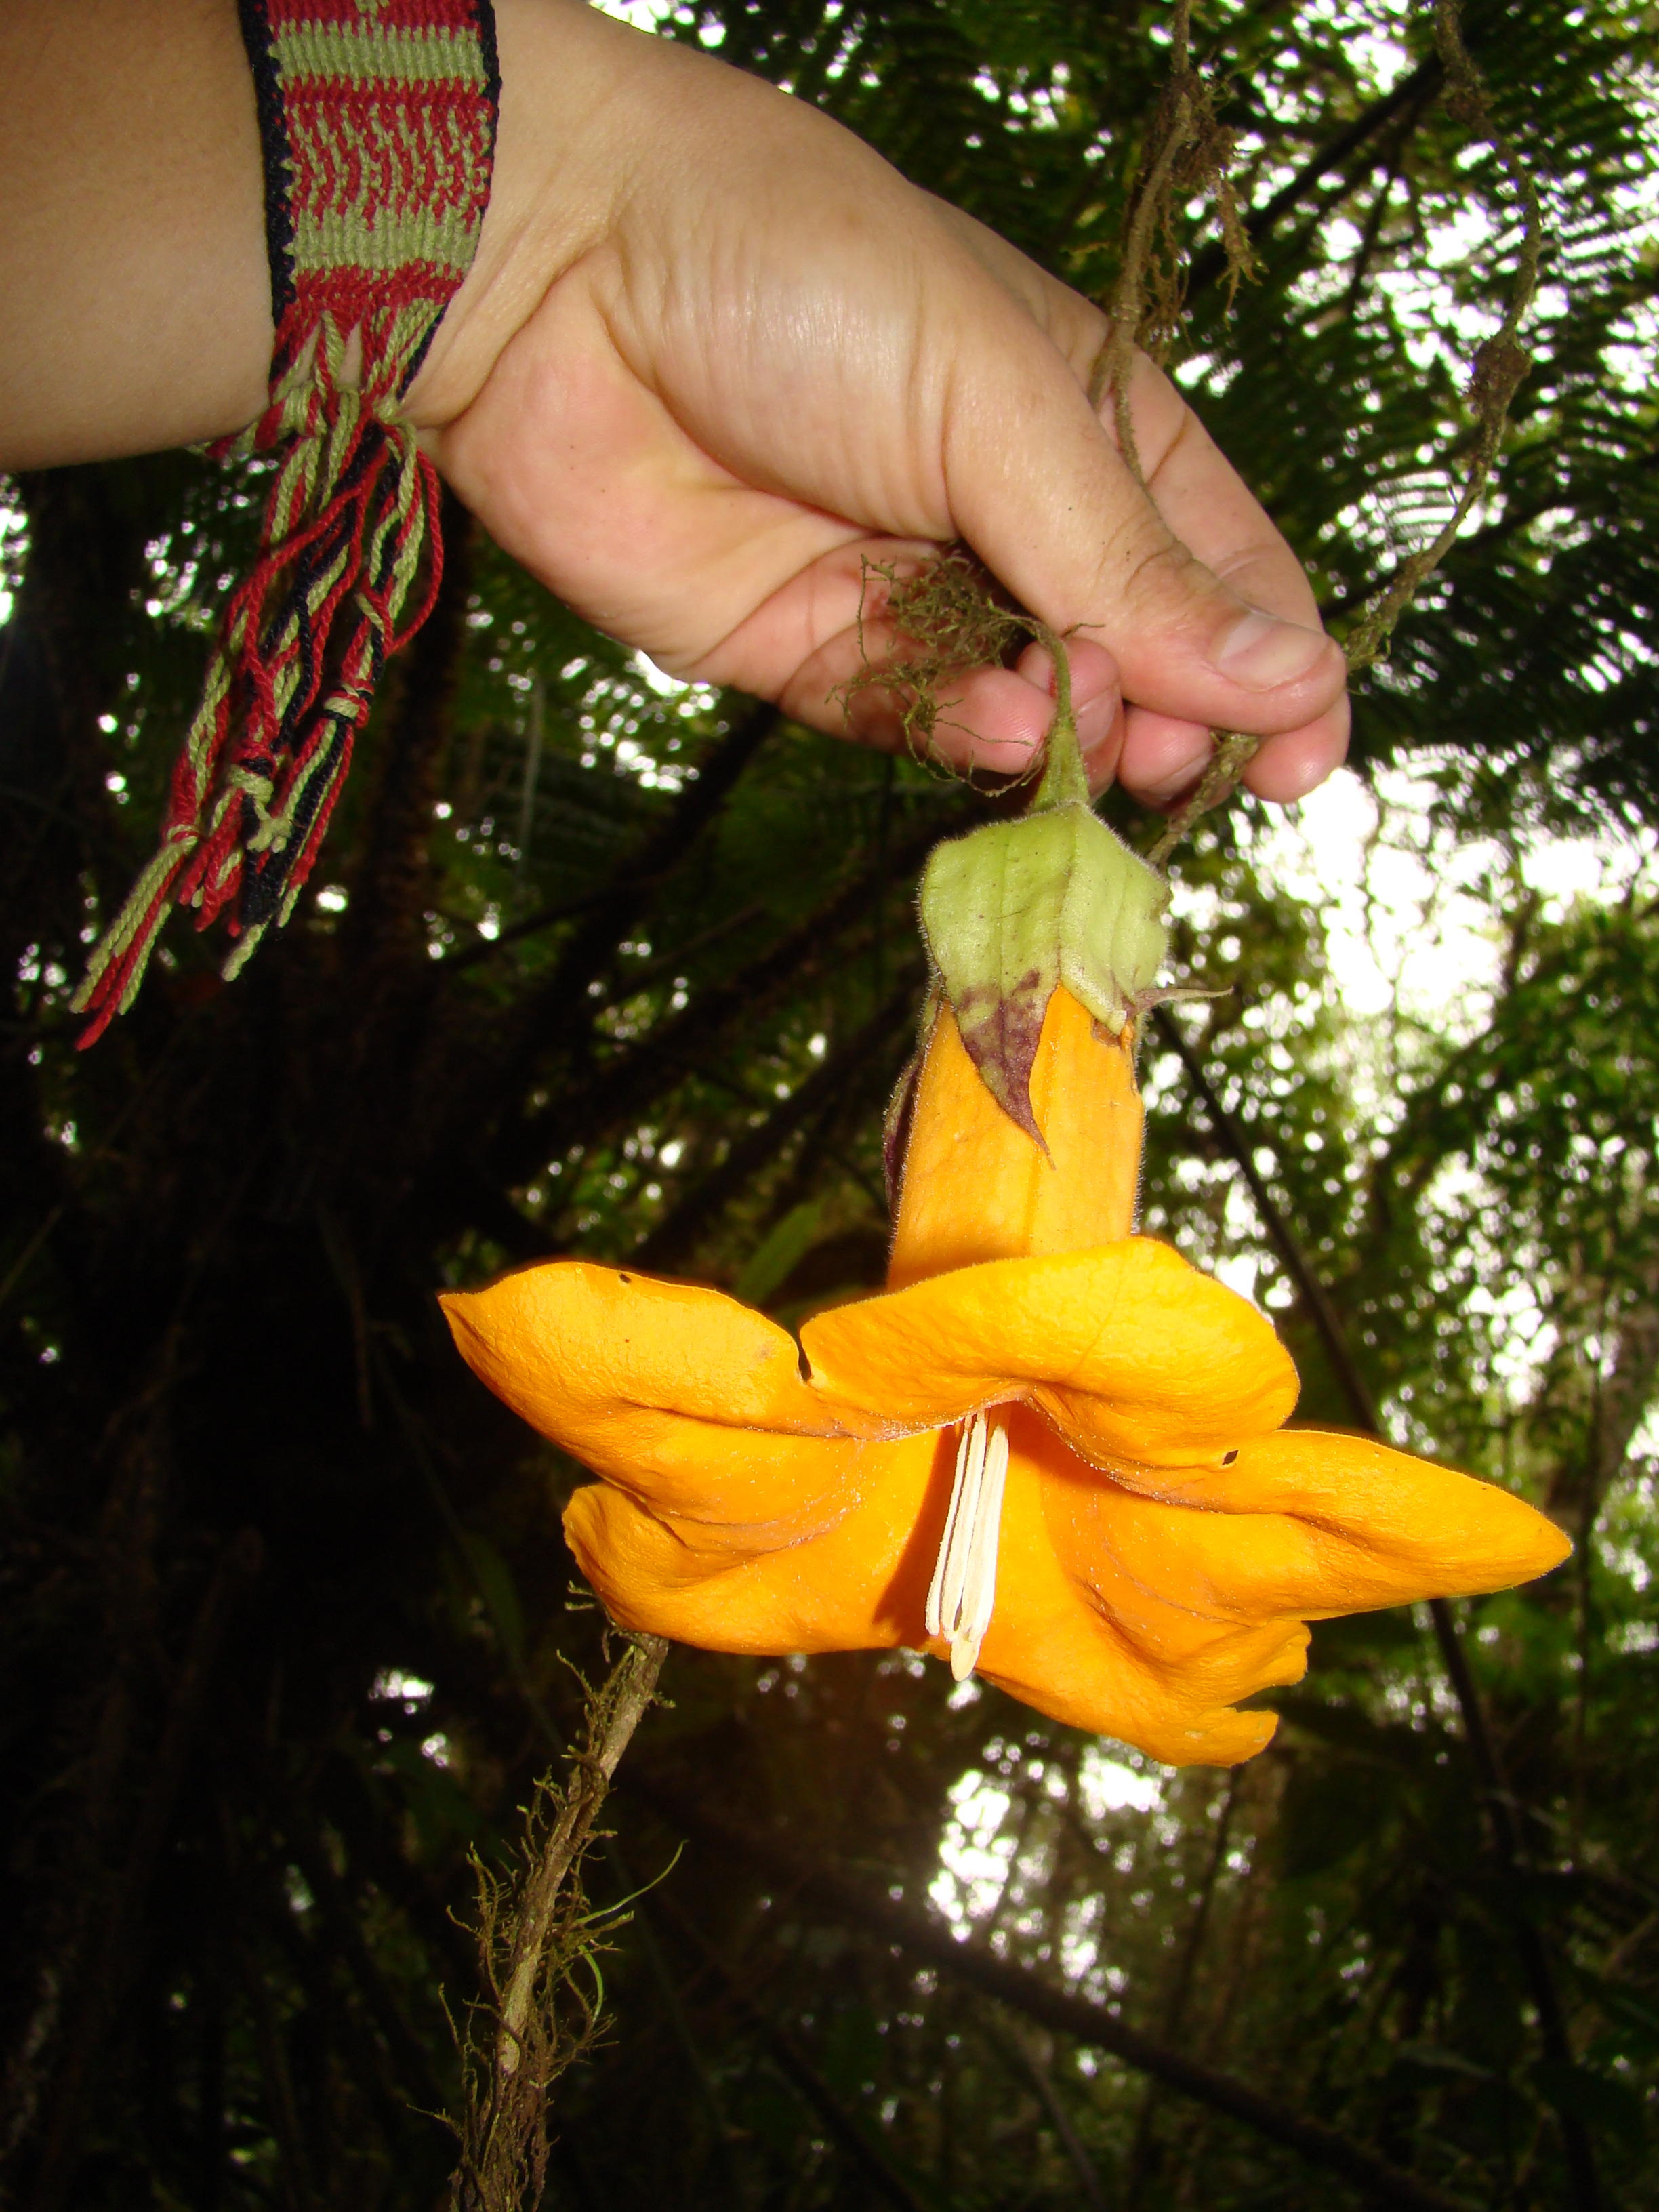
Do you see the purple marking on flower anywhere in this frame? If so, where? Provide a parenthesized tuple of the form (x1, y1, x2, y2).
(954, 970, 1050, 1154)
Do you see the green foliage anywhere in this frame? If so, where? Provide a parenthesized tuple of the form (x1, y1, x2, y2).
(2, 1, 1658, 2209)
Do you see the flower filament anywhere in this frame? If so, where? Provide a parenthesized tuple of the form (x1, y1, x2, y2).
(925, 1408, 1010, 1681)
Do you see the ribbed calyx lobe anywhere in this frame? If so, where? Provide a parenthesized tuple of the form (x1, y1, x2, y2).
(917, 798, 1170, 1145)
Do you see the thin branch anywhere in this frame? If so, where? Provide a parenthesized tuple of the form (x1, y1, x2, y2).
(25, 1532, 264, 2212)
(0, 1001, 208, 1315)
(628, 974, 922, 1275)
(377, 1349, 565, 1750)
(653, 1887, 930, 2212)
(990, 2028, 1109, 2212)
(638, 1782, 1481, 2212)
(445, 869, 682, 973)
(489, 699, 779, 1087)
(273, 1790, 448, 2116)
(1336, 131, 1411, 325)
(1339, 1, 1542, 676)
(1151, 1009, 1382, 1424)
(1155, 1005, 1601, 2212)
(217, 1799, 326, 2212)
(255, 1853, 434, 2160)
(600, 1839, 745, 2194)
(494, 819, 942, 1189)
(1092, 0, 1259, 472)
(380, 1362, 743, 2194)
(1097, 77, 1197, 472)
(240, 1933, 325, 2212)
(589, 903, 767, 1007)
(1124, 1767, 1242, 2210)
(1144, 730, 1265, 869)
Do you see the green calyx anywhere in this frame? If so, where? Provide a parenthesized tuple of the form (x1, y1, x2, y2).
(918, 652, 1169, 1145)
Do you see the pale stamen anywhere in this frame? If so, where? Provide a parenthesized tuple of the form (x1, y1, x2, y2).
(924, 1409, 1010, 1681)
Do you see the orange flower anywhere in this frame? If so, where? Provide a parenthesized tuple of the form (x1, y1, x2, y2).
(443, 987, 1567, 1767)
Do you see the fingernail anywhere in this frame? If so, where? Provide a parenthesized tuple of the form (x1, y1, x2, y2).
(1214, 612, 1332, 691)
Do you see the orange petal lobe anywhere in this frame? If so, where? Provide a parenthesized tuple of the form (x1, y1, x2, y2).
(1021, 1419, 1567, 1767)
(443, 1263, 863, 1536)
(563, 1429, 943, 1653)
(975, 1409, 1290, 1765)
(801, 1242, 1297, 1464)
(1111, 1428, 1572, 1608)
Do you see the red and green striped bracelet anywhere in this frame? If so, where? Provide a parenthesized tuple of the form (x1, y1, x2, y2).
(73, 0, 499, 1044)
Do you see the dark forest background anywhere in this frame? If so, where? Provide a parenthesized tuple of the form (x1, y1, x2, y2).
(3, 1, 1658, 2207)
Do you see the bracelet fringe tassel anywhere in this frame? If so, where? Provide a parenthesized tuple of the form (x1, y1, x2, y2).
(72, 0, 498, 1047)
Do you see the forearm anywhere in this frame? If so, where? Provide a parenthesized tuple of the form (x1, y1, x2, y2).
(0, 0, 270, 469)
(0, 0, 656, 470)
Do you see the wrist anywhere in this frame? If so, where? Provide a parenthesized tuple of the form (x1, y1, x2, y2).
(404, 0, 642, 429)
(407, 0, 819, 433)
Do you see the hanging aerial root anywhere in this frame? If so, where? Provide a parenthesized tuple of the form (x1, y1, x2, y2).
(446, 1631, 668, 2212)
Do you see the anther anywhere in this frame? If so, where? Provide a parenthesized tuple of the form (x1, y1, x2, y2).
(925, 1409, 1010, 1681)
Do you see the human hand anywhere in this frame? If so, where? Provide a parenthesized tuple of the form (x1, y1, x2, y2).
(417, 0, 1348, 807)
(0, 0, 1347, 811)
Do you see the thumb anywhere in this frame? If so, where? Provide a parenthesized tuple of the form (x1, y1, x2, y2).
(939, 300, 1345, 746)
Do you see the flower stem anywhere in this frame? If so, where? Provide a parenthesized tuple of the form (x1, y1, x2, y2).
(1028, 624, 1089, 814)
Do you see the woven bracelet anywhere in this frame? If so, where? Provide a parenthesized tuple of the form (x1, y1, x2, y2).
(73, 0, 499, 1046)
